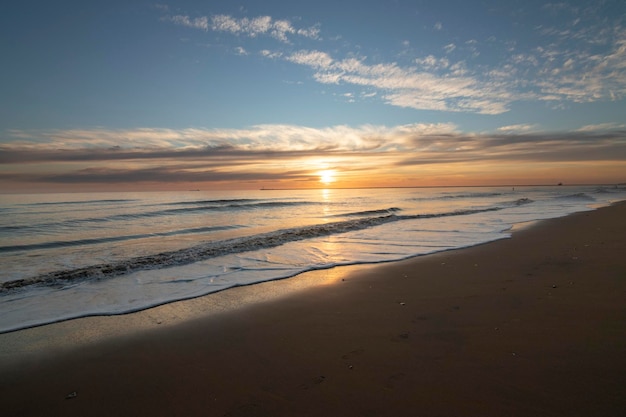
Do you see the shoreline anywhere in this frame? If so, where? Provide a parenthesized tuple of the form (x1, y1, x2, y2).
(1, 201, 625, 416)
(0, 207, 538, 341)
(0, 211, 568, 348)
(0, 260, 376, 356)
(0, 203, 591, 339)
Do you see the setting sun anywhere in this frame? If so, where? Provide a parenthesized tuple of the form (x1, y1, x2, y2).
(318, 169, 336, 185)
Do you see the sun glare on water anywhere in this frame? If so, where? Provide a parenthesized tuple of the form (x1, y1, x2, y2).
(318, 169, 336, 185)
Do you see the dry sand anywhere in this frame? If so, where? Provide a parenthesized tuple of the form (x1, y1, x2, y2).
(1, 202, 625, 416)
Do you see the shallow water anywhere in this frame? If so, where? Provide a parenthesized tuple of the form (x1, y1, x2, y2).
(1, 185, 625, 333)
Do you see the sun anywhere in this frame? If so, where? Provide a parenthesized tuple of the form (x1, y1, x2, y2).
(318, 169, 336, 185)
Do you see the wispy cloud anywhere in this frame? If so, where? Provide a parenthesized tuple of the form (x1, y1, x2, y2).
(0, 124, 456, 157)
(159, 5, 626, 115)
(260, 49, 283, 59)
(497, 124, 538, 133)
(164, 13, 320, 43)
(443, 43, 456, 53)
(287, 50, 511, 114)
(414, 55, 450, 71)
(395, 130, 626, 168)
(167, 15, 209, 31)
(2, 126, 624, 188)
(576, 122, 626, 132)
(527, 4, 626, 103)
(533, 35, 626, 103)
(27, 166, 300, 185)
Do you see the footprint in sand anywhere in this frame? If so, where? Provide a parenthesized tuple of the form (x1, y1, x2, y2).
(341, 348, 365, 360)
(298, 375, 326, 390)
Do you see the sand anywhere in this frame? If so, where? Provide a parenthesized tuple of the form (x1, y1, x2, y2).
(1, 202, 625, 416)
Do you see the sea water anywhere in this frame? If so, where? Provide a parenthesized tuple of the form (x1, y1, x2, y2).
(1, 185, 625, 333)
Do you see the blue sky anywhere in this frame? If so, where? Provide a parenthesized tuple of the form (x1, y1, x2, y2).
(1, 0, 625, 191)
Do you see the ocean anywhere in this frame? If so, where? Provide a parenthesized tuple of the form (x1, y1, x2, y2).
(1, 185, 625, 333)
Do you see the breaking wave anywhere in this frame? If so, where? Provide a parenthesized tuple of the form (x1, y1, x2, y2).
(1, 205, 510, 292)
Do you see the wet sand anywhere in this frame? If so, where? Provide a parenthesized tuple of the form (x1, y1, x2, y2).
(1, 202, 625, 416)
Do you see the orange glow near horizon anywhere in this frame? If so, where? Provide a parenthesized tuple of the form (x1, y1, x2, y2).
(1, 123, 624, 193)
(318, 169, 337, 185)
(1, 152, 625, 194)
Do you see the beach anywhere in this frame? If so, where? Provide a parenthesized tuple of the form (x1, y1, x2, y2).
(1, 201, 625, 416)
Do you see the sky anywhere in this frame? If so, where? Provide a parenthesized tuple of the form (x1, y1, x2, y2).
(1, 0, 625, 192)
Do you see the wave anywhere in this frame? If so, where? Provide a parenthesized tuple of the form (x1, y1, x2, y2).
(411, 192, 504, 202)
(338, 207, 402, 217)
(406, 206, 502, 219)
(17, 199, 137, 207)
(592, 186, 626, 194)
(594, 187, 612, 194)
(555, 193, 595, 201)
(513, 197, 534, 206)
(440, 192, 505, 199)
(0, 205, 509, 293)
(0, 225, 242, 254)
(2, 199, 140, 218)
(119, 199, 314, 218)
(170, 198, 260, 206)
(1, 199, 316, 235)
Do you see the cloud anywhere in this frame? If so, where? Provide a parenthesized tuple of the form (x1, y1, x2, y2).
(260, 49, 283, 59)
(165, 13, 319, 43)
(0, 125, 406, 156)
(497, 124, 538, 133)
(161, 9, 512, 114)
(443, 43, 456, 53)
(541, 3, 578, 14)
(160, 5, 626, 115)
(287, 50, 511, 114)
(282, 5, 625, 110)
(534, 37, 626, 102)
(167, 15, 209, 31)
(3, 124, 625, 162)
(2, 125, 625, 188)
(0, 123, 458, 165)
(528, 5, 626, 103)
(33, 166, 303, 184)
(395, 130, 626, 167)
(286, 50, 333, 68)
(296, 24, 321, 39)
(414, 55, 450, 71)
(576, 122, 626, 132)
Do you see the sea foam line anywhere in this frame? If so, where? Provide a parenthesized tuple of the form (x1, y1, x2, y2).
(0, 204, 512, 293)
(0, 199, 318, 234)
(0, 225, 242, 253)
